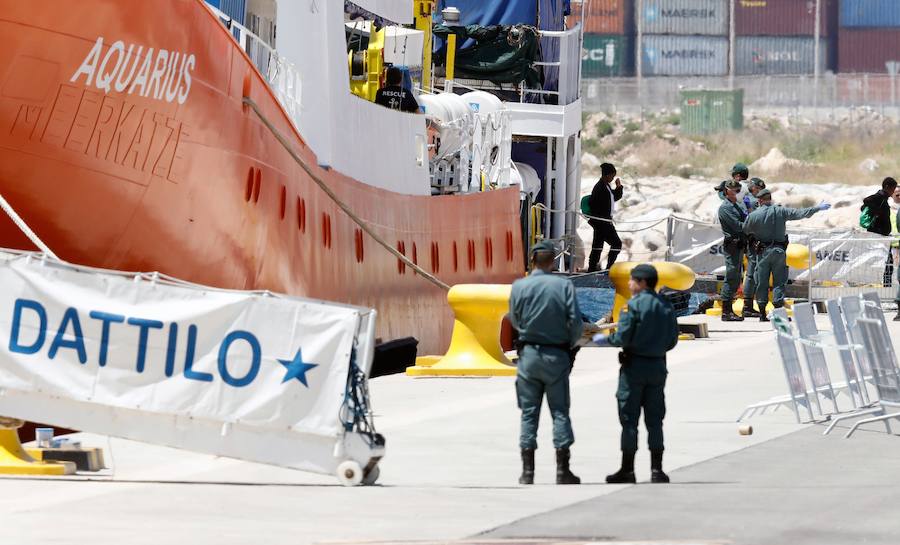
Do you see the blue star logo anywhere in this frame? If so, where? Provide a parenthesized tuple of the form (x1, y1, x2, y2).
(277, 348, 319, 387)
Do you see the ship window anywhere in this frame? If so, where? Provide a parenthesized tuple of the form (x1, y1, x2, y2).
(322, 213, 332, 249)
(467, 240, 476, 272)
(397, 241, 407, 275)
(452, 241, 459, 273)
(244, 168, 254, 202)
(279, 185, 287, 220)
(354, 228, 365, 263)
(506, 231, 514, 262)
(253, 168, 262, 203)
(297, 198, 307, 233)
(484, 237, 493, 269)
(431, 242, 440, 274)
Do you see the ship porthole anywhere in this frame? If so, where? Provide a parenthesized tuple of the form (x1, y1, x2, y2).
(452, 242, 459, 273)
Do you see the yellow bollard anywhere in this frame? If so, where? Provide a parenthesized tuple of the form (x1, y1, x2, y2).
(786, 243, 811, 270)
(407, 284, 516, 377)
(0, 418, 75, 475)
(609, 262, 696, 323)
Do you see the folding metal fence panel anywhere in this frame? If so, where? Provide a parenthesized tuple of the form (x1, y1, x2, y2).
(792, 302, 840, 414)
(772, 308, 816, 423)
(824, 298, 869, 407)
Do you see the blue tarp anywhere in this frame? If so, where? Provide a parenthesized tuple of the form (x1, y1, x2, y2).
(436, 0, 569, 31)
(436, 0, 570, 101)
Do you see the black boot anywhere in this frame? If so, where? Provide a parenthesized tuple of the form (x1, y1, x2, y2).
(650, 450, 670, 483)
(555, 448, 580, 485)
(742, 299, 761, 318)
(519, 448, 535, 485)
(721, 301, 744, 322)
(605, 450, 636, 484)
(759, 303, 770, 322)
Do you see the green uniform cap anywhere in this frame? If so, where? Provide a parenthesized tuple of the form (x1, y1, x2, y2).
(732, 163, 749, 177)
(530, 240, 555, 255)
(631, 264, 658, 283)
(756, 188, 772, 199)
(749, 177, 766, 189)
(724, 180, 742, 191)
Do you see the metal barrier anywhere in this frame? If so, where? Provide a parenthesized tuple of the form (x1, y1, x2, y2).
(807, 236, 897, 303)
(205, 3, 303, 129)
(583, 74, 900, 118)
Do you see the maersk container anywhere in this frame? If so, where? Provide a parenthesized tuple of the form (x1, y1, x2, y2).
(840, 0, 900, 28)
(582, 34, 634, 77)
(837, 28, 900, 73)
(735, 37, 828, 75)
(735, 0, 836, 36)
(205, 0, 246, 24)
(640, 0, 729, 36)
(642, 35, 729, 76)
(567, 0, 634, 35)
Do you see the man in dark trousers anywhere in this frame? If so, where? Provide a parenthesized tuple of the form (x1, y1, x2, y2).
(374, 66, 420, 113)
(718, 180, 747, 322)
(593, 264, 680, 483)
(509, 240, 583, 486)
(587, 163, 623, 272)
(862, 177, 898, 286)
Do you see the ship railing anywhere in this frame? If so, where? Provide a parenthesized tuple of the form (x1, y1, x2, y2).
(522, 24, 583, 106)
(435, 25, 583, 106)
(205, 4, 303, 129)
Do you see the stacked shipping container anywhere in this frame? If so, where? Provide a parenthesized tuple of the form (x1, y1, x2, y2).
(568, 0, 635, 77)
(733, 0, 834, 75)
(566, 0, 899, 78)
(838, 0, 900, 73)
(639, 0, 729, 76)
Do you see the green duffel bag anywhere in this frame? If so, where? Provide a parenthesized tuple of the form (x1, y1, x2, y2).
(580, 195, 591, 216)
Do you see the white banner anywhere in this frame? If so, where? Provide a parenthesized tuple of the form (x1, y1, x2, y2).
(0, 252, 379, 475)
(669, 218, 890, 283)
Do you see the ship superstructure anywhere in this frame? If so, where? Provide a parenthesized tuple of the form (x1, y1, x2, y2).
(0, 0, 584, 355)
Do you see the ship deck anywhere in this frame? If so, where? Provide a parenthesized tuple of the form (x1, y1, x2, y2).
(3, 314, 900, 545)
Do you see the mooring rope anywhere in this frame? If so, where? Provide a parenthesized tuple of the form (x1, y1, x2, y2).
(243, 96, 451, 291)
(0, 193, 59, 260)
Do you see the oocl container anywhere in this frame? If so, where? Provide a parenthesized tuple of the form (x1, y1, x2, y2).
(735, 0, 836, 36)
(582, 34, 634, 77)
(640, 0, 729, 36)
(837, 28, 900, 73)
(642, 35, 729, 76)
(840, 0, 900, 28)
(567, 0, 633, 34)
(735, 37, 828, 75)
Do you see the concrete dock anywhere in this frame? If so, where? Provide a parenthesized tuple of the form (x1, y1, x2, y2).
(2, 314, 898, 544)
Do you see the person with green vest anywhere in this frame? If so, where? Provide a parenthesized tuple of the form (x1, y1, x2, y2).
(741, 178, 767, 318)
(509, 240, 583, 485)
(743, 189, 830, 321)
(717, 180, 747, 322)
(593, 264, 680, 484)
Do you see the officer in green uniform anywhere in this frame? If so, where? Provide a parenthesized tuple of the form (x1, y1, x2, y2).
(743, 189, 831, 321)
(713, 163, 749, 201)
(718, 180, 747, 322)
(593, 264, 680, 484)
(740, 178, 767, 318)
(509, 240, 583, 486)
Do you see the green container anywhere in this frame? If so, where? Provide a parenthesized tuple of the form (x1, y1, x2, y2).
(581, 34, 633, 78)
(679, 89, 744, 135)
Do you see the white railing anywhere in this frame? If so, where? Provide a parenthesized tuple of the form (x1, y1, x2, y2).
(205, 4, 303, 129)
(523, 25, 583, 106)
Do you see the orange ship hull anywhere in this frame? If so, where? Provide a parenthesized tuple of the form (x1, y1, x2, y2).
(0, 0, 524, 356)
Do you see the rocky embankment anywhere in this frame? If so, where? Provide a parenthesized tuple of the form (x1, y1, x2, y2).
(573, 175, 882, 268)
